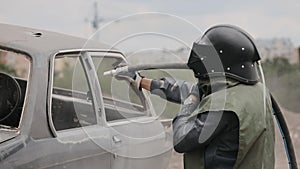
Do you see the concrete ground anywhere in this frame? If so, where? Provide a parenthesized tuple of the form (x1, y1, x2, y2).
(167, 110, 300, 169)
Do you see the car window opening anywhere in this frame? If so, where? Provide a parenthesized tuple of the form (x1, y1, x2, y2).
(0, 49, 30, 129)
(51, 55, 97, 131)
(50, 52, 151, 132)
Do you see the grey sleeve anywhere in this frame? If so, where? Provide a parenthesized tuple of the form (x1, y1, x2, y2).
(172, 109, 231, 153)
(150, 77, 198, 104)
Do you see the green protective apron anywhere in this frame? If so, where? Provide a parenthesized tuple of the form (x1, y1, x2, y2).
(184, 80, 275, 169)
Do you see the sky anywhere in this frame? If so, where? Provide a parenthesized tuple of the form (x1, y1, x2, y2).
(1, 0, 300, 53)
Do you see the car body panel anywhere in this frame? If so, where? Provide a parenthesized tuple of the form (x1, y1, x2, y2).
(109, 118, 171, 169)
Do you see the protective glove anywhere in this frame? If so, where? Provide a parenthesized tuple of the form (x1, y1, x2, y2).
(115, 70, 144, 90)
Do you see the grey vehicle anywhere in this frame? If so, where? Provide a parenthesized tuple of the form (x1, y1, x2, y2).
(0, 23, 172, 169)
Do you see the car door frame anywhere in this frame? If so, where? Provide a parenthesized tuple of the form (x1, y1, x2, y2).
(45, 49, 115, 168)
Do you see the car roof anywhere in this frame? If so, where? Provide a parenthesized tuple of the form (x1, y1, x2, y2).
(0, 23, 114, 57)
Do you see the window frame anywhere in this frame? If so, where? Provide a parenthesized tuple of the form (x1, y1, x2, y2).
(48, 49, 156, 137)
(48, 50, 105, 136)
(89, 51, 155, 124)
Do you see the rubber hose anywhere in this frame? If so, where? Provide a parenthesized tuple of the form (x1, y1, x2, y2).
(271, 94, 298, 169)
(127, 62, 189, 72)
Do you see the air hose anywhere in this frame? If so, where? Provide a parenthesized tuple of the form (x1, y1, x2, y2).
(271, 94, 298, 169)
(103, 63, 188, 76)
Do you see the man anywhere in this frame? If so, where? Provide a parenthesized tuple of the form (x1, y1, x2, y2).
(119, 25, 275, 169)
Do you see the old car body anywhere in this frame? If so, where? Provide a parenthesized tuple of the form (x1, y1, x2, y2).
(0, 23, 172, 169)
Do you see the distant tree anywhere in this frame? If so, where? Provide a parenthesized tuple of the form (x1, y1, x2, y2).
(0, 63, 16, 76)
(262, 58, 300, 113)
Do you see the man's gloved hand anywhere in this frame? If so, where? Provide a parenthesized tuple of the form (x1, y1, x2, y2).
(115, 71, 144, 90)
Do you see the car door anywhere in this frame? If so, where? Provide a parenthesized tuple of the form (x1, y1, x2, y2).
(36, 51, 112, 169)
(90, 52, 173, 169)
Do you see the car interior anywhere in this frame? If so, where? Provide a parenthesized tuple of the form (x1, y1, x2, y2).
(51, 87, 96, 130)
(51, 87, 149, 131)
(0, 73, 27, 128)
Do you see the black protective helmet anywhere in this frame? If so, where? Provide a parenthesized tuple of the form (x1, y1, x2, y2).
(187, 24, 261, 84)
